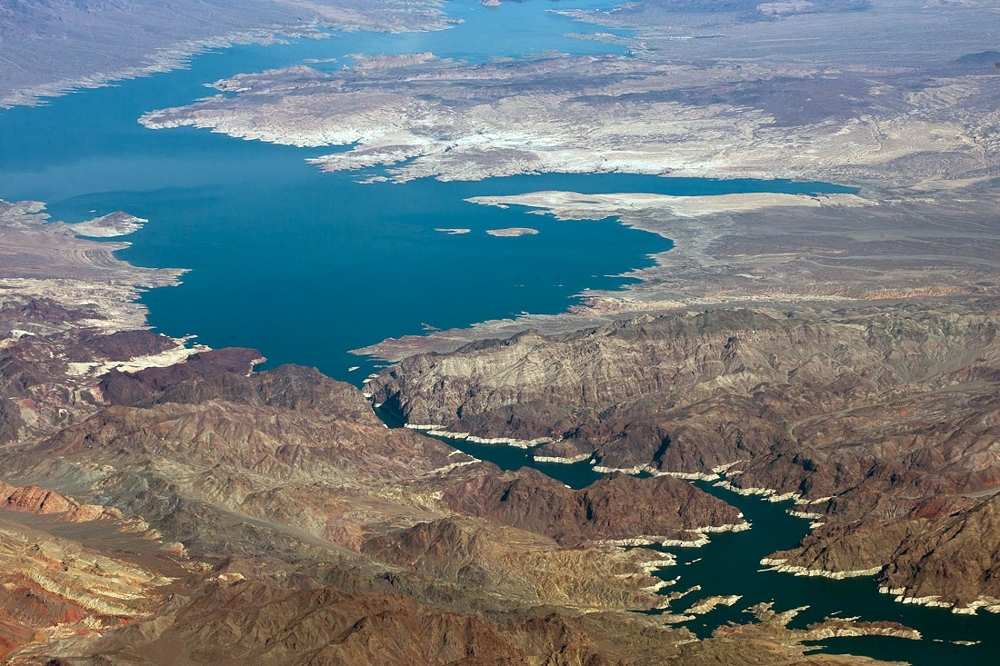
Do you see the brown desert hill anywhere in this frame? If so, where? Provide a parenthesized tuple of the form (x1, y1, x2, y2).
(97, 346, 264, 406)
(360, 516, 672, 611)
(0, 326, 203, 445)
(11, 569, 900, 666)
(0, 297, 93, 327)
(14, 364, 692, 607)
(71, 329, 180, 362)
(770, 492, 1000, 606)
(38, 360, 743, 557)
(0, 194, 915, 663)
(442, 467, 743, 546)
(0, 512, 183, 662)
(0, 197, 912, 661)
(0, 480, 121, 522)
(25, 394, 464, 511)
(138, 582, 611, 666)
(370, 305, 1000, 480)
(121, 360, 383, 426)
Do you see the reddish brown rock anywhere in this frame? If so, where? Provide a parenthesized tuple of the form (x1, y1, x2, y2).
(368, 304, 1000, 607)
(0, 483, 71, 515)
(775, 492, 1000, 607)
(70, 329, 179, 362)
(0, 297, 91, 326)
(0, 481, 118, 522)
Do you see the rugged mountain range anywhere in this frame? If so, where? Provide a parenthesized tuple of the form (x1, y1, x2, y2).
(369, 297, 1000, 610)
(0, 199, 904, 664)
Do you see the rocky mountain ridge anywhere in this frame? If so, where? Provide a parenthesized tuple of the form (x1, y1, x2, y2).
(368, 300, 1000, 610)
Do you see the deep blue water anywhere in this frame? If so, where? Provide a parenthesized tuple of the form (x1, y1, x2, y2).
(3, 1, 989, 663)
(41, 171, 853, 381)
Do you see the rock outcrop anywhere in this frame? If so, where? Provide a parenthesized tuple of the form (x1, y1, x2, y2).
(0, 346, 905, 664)
(0, 481, 120, 522)
(442, 467, 743, 546)
(4, 198, 785, 664)
(0, 353, 789, 663)
(0, 515, 177, 661)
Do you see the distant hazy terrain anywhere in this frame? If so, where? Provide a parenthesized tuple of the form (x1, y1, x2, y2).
(0, 0, 449, 106)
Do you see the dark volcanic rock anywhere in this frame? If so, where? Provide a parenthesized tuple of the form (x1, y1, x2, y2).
(98, 347, 263, 405)
(0, 351, 45, 398)
(370, 306, 1000, 480)
(443, 468, 742, 545)
(775, 492, 1000, 608)
(72, 329, 178, 362)
(0, 298, 91, 326)
(138, 363, 381, 425)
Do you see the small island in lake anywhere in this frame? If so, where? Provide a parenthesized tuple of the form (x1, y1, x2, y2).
(486, 227, 539, 237)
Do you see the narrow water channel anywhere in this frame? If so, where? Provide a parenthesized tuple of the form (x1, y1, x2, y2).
(424, 429, 998, 665)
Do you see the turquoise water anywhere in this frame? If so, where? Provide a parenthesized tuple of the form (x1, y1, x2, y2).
(1, 0, 633, 199)
(3, 1, 989, 662)
(674, 482, 995, 664)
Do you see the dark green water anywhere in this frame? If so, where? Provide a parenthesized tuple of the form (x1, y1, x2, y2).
(2, 1, 990, 662)
(439, 431, 998, 664)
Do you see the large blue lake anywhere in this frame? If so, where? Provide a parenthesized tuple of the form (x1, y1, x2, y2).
(0, 0, 848, 382)
(1, 0, 994, 662)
